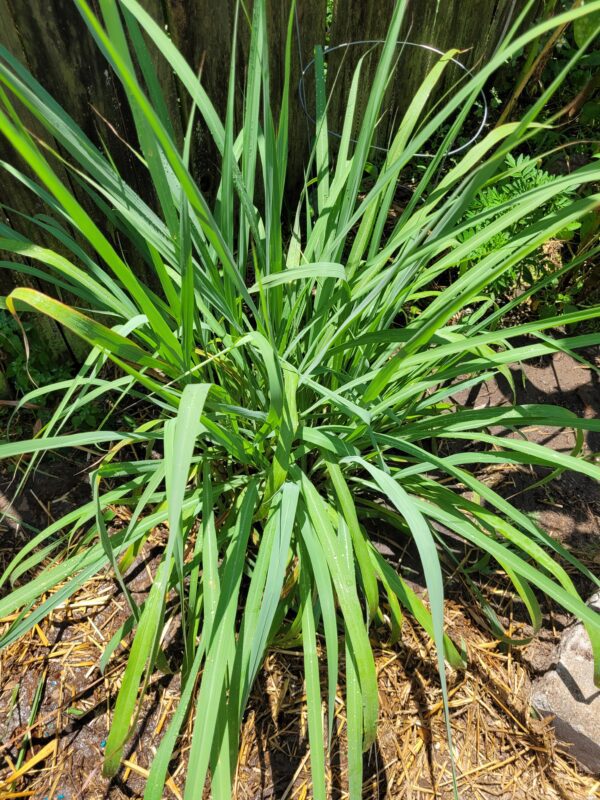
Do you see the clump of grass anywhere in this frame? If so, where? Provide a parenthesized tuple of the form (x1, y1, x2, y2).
(0, 1, 599, 798)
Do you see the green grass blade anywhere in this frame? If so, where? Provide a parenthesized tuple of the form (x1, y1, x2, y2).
(299, 544, 327, 800)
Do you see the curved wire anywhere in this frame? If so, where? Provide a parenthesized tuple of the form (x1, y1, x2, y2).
(297, 40, 488, 158)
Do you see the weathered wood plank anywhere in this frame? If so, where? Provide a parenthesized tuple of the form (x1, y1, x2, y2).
(0, 0, 87, 359)
(326, 0, 543, 152)
(162, 0, 326, 196)
(0, 0, 169, 354)
(256, 1, 327, 194)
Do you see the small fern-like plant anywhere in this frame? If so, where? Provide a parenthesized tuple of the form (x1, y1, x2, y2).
(458, 152, 579, 294)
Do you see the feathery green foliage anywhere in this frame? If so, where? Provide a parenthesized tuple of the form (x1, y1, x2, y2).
(458, 152, 578, 293)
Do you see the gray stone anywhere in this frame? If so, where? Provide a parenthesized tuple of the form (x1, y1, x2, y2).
(531, 592, 600, 773)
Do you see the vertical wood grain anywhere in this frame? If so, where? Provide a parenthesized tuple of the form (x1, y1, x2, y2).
(0, 0, 89, 359)
(161, 0, 326, 196)
(326, 0, 542, 151)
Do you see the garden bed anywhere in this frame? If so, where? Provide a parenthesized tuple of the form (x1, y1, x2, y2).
(1, 348, 599, 800)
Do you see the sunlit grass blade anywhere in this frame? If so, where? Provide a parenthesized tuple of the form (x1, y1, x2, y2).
(183, 483, 257, 799)
(299, 544, 327, 800)
(297, 504, 339, 745)
(300, 472, 379, 750)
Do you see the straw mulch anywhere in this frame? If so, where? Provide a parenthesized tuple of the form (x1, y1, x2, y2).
(1, 543, 599, 800)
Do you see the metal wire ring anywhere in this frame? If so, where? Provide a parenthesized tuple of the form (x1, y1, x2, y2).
(298, 40, 488, 158)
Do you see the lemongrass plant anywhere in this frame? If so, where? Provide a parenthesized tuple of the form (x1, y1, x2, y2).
(0, 1, 599, 797)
